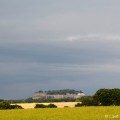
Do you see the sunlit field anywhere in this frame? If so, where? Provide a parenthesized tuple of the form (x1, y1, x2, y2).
(16, 102, 78, 109)
(0, 106, 120, 120)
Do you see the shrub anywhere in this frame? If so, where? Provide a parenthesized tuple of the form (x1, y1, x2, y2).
(64, 106, 69, 108)
(10, 105, 23, 109)
(76, 96, 98, 106)
(35, 103, 57, 108)
(34, 104, 46, 108)
(75, 103, 82, 107)
(47, 104, 57, 108)
(0, 99, 4, 102)
(0, 101, 11, 109)
(0, 101, 23, 110)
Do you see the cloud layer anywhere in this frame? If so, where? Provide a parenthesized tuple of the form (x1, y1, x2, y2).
(0, 0, 120, 99)
(66, 34, 120, 42)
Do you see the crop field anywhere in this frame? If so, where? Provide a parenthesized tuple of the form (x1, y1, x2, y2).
(16, 102, 78, 109)
(0, 106, 120, 120)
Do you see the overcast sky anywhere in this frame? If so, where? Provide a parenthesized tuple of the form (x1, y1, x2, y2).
(0, 0, 120, 99)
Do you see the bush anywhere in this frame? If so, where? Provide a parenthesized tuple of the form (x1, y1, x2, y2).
(0, 101, 23, 110)
(0, 99, 4, 102)
(35, 103, 57, 108)
(47, 104, 57, 108)
(64, 106, 69, 108)
(35, 104, 46, 108)
(10, 105, 23, 109)
(0, 101, 11, 109)
(75, 103, 82, 107)
(75, 96, 98, 107)
(0, 102, 23, 109)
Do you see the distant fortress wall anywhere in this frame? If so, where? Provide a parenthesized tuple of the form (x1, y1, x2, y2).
(32, 91, 85, 100)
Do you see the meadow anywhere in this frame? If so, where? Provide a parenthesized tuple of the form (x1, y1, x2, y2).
(0, 106, 120, 120)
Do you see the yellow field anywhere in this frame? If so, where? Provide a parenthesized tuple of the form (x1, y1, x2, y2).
(0, 106, 120, 120)
(15, 102, 79, 109)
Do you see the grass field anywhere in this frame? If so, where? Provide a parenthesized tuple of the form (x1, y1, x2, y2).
(0, 106, 120, 120)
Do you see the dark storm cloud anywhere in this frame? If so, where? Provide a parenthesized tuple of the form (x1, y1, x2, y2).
(0, 40, 120, 64)
(1, 40, 120, 99)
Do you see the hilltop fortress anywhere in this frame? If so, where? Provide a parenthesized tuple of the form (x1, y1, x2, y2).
(32, 89, 85, 100)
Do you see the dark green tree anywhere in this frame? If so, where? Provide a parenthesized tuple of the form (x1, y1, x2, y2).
(0, 101, 23, 110)
(0, 101, 11, 109)
(93, 88, 120, 106)
(75, 96, 98, 107)
(80, 96, 98, 106)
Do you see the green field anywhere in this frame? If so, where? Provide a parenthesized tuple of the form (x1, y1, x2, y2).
(0, 107, 120, 120)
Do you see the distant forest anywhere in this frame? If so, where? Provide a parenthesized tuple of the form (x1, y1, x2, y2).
(37, 89, 83, 95)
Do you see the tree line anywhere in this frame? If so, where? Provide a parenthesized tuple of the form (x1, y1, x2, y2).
(46, 89, 83, 95)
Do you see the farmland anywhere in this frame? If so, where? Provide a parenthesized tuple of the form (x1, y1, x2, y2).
(16, 102, 78, 109)
(0, 106, 120, 120)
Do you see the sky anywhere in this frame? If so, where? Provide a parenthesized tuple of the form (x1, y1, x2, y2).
(0, 0, 120, 99)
